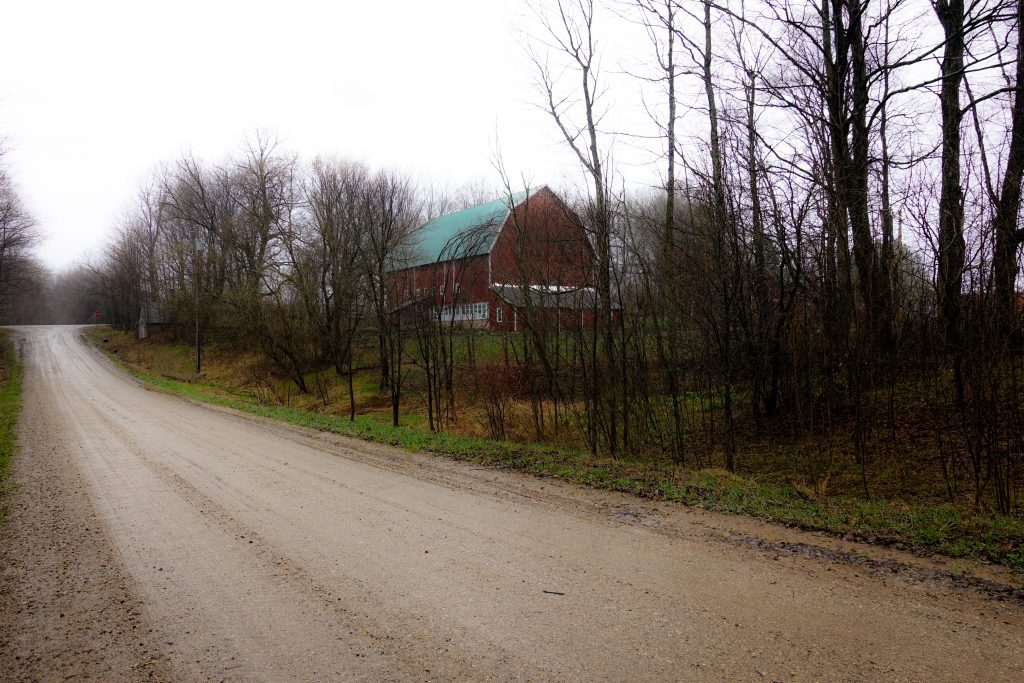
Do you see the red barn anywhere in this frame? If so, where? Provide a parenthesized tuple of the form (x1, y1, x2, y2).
(389, 186, 600, 331)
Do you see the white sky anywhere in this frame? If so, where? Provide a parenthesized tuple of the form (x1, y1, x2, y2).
(1, 0, 966, 273)
(1, 0, 652, 270)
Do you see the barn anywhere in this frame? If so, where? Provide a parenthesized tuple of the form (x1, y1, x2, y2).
(389, 186, 599, 332)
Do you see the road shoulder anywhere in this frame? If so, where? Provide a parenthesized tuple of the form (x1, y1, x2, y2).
(0, 332, 170, 682)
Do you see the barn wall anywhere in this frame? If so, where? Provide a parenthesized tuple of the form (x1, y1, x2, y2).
(490, 187, 593, 289)
(391, 254, 489, 304)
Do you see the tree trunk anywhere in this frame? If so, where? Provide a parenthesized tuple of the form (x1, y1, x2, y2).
(992, 0, 1024, 329)
(935, 0, 967, 401)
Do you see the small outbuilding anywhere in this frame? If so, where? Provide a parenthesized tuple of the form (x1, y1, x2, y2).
(138, 301, 168, 339)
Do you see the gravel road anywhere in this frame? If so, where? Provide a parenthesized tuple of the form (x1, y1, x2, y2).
(1, 325, 1021, 682)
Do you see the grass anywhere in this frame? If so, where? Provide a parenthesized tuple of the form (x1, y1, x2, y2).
(0, 330, 23, 523)
(94, 328, 1024, 570)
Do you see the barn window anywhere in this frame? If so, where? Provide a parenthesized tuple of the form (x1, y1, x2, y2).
(496, 307, 504, 323)
(454, 282, 461, 296)
(440, 285, 446, 297)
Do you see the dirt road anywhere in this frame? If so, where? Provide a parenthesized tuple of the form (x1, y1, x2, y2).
(1, 326, 1021, 682)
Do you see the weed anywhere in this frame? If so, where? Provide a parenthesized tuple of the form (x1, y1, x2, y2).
(0, 330, 23, 523)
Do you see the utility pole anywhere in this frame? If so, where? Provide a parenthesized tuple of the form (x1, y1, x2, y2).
(194, 235, 204, 375)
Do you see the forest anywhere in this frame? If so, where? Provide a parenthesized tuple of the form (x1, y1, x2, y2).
(4, 0, 1024, 539)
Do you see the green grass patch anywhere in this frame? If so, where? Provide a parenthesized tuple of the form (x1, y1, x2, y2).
(0, 330, 23, 523)
(656, 470, 1024, 566)
(94, 330, 1024, 569)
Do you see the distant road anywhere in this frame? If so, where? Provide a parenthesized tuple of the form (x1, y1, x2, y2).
(1, 325, 1021, 681)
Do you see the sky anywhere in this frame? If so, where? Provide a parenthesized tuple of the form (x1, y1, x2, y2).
(1, 1, 963, 273)
(0, 0, 646, 270)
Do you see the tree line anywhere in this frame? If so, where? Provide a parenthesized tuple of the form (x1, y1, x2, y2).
(0, 141, 45, 323)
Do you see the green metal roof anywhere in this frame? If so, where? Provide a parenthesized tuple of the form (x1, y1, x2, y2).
(400, 189, 532, 269)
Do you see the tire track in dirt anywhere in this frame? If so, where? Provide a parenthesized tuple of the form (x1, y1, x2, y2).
(72, 388, 508, 680)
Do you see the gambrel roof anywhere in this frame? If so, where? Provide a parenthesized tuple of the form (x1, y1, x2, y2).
(400, 188, 535, 269)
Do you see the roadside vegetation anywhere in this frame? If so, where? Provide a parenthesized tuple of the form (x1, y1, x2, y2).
(0, 331, 22, 522)
(95, 328, 1024, 568)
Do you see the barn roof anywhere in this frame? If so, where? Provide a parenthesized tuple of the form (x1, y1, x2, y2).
(400, 188, 535, 269)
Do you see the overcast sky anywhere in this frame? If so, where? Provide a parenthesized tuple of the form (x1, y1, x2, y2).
(1, 0, 649, 270)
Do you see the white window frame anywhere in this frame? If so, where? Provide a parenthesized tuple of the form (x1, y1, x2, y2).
(433, 301, 488, 322)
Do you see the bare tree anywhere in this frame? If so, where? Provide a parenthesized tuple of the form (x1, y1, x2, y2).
(0, 149, 42, 321)
(991, 0, 1024, 325)
(363, 170, 418, 426)
(530, 0, 620, 455)
(300, 158, 371, 418)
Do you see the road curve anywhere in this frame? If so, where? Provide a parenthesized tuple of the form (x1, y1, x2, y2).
(0, 325, 1021, 682)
